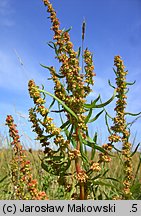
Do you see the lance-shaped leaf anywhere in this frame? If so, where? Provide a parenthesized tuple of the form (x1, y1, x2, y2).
(113, 67, 117, 75)
(77, 47, 81, 58)
(90, 180, 121, 193)
(60, 120, 70, 130)
(57, 103, 76, 146)
(78, 131, 112, 155)
(130, 143, 140, 157)
(0, 175, 8, 183)
(84, 90, 116, 109)
(126, 80, 136, 86)
(41, 157, 71, 176)
(62, 26, 72, 33)
(49, 95, 60, 112)
(84, 108, 92, 124)
(36, 88, 78, 121)
(84, 94, 101, 109)
(93, 132, 98, 142)
(105, 177, 120, 183)
(47, 41, 59, 55)
(111, 145, 122, 153)
(90, 174, 101, 181)
(132, 154, 141, 186)
(40, 64, 65, 78)
(94, 89, 116, 108)
(68, 124, 74, 141)
(77, 130, 89, 164)
(108, 79, 115, 89)
(102, 169, 109, 177)
(88, 109, 104, 123)
(127, 116, 141, 128)
(105, 112, 112, 134)
(47, 41, 55, 49)
(125, 111, 141, 116)
(51, 109, 64, 113)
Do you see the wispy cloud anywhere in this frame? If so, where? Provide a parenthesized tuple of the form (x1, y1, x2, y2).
(0, 49, 52, 92)
(0, 0, 15, 27)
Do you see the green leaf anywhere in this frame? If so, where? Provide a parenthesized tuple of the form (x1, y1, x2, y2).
(49, 98, 55, 110)
(40, 64, 52, 71)
(130, 143, 140, 157)
(90, 143, 96, 160)
(47, 42, 55, 49)
(47, 41, 59, 55)
(132, 154, 141, 186)
(94, 145, 111, 155)
(40, 64, 65, 78)
(126, 80, 136, 85)
(91, 180, 120, 192)
(0, 175, 8, 183)
(37, 88, 78, 121)
(80, 135, 113, 156)
(113, 68, 117, 75)
(108, 79, 115, 89)
(41, 156, 71, 176)
(102, 169, 109, 177)
(88, 109, 104, 123)
(84, 94, 101, 109)
(62, 27, 72, 33)
(93, 132, 98, 143)
(84, 108, 92, 124)
(51, 109, 64, 113)
(94, 90, 116, 108)
(111, 145, 122, 153)
(84, 90, 116, 109)
(68, 124, 74, 140)
(125, 111, 141, 116)
(90, 174, 101, 181)
(60, 120, 70, 130)
(77, 47, 81, 58)
(105, 177, 120, 182)
(105, 112, 112, 134)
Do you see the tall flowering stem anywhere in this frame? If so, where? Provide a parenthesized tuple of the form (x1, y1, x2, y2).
(6, 115, 48, 200)
(28, 0, 96, 200)
(28, 0, 117, 199)
(108, 56, 133, 199)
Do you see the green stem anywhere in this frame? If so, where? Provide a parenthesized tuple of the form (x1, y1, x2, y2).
(75, 127, 85, 200)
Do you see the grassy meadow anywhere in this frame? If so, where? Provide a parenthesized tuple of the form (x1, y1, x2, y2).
(0, 145, 141, 200)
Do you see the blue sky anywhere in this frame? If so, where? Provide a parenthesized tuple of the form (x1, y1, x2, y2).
(0, 0, 141, 149)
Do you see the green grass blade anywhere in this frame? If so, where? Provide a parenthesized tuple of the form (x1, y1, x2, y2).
(0, 175, 8, 184)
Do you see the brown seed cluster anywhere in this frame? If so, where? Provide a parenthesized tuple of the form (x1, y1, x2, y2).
(90, 162, 101, 172)
(6, 115, 48, 200)
(42, 0, 95, 132)
(76, 170, 88, 183)
(28, 80, 70, 152)
(108, 56, 133, 198)
(109, 56, 128, 141)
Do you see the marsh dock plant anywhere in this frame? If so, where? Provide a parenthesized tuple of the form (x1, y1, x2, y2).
(28, 0, 117, 200)
(4, 0, 141, 200)
(108, 56, 140, 199)
(6, 115, 48, 200)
